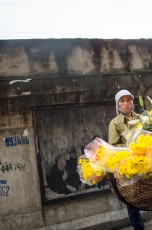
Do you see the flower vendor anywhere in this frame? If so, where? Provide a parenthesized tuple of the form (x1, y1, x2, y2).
(108, 90, 145, 230)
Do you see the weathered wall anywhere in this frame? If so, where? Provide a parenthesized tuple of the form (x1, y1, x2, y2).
(0, 39, 152, 77)
(0, 39, 152, 230)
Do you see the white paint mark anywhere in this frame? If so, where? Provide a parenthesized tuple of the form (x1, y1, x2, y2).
(21, 91, 31, 95)
(62, 169, 68, 180)
(67, 184, 77, 192)
(23, 128, 29, 136)
(9, 79, 31, 85)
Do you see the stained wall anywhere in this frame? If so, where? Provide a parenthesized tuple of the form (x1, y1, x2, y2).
(0, 39, 152, 230)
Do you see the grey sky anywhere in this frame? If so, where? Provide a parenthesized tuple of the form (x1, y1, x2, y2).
(0, 0, 152, 39)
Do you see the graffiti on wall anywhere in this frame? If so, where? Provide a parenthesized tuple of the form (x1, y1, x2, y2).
(3, 136, 29, 147)
(0, 180, 9, 196)
(0, 162, 26, 197)
(0, 162, 26, 173)
(0, 129, 28, 197)
(3, 128, 29, 147)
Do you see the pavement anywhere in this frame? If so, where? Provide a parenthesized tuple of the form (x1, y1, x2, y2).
(37, 209, 152, 230)
(120, 220, 152, 230)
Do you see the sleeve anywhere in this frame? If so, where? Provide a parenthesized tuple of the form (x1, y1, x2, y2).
(108, 120, 126, 147)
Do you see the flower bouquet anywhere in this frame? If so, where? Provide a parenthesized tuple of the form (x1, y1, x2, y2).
(78, 134, 152, 210)
(120, 95, 152, 140)
(77, 138, 112, 185)
(78, 134, 152, 186)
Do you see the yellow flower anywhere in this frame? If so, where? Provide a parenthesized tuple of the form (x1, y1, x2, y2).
(105, 150, 130, 173)
(78, 133, 152, 185)
(118, 156, 151, 179)
(95, 146, 105, 160)
(78, 157, 104, 185)
(148, 109, 152, 116)
(136, 123, 143, 128)
(129, 134, 152, 156)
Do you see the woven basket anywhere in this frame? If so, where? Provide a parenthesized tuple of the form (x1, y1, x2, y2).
(107, 173, 152, 211)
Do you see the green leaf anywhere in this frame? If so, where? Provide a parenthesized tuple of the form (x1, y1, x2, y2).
(142, 111, 149, 116)
(139, 96, 144, 108)
(143, 125, 152, 131)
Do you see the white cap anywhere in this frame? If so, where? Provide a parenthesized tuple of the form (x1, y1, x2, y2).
(115, 90, 134, 115)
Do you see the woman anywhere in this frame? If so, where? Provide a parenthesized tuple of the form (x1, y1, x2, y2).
(108, 89, 145, 230)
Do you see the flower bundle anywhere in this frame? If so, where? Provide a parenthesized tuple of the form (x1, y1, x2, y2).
(137, 96, 152, 131)
(77, 134, 152, 186)
(120, 96, 152, 147)
(77, 138, 114, 185)
(115, 134, 152, 185)
(78, 157, 105, 186)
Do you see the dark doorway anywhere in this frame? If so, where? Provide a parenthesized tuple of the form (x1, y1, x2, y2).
(32, 102, 114, 203)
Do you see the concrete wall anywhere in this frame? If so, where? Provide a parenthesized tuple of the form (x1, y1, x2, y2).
(0, 39, 152, 230)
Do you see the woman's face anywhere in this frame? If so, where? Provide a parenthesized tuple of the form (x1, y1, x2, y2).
(118, 95, 133, 113)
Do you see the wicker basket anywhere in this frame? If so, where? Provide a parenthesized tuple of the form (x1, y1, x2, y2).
(107, 173, 152, 211)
